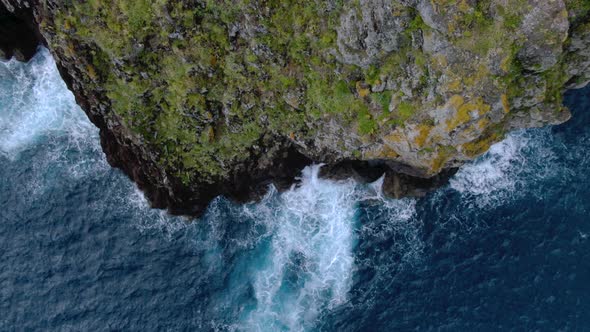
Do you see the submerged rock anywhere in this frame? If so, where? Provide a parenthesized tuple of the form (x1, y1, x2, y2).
(1, 0, 589, 216)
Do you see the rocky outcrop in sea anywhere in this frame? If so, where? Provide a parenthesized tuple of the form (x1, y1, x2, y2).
(1, 0, 589, 215)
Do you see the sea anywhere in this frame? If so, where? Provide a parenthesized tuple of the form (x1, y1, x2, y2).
(1, 48, 589, 331)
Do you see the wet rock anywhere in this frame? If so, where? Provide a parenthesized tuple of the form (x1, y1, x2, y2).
(381, 167, 458, 199)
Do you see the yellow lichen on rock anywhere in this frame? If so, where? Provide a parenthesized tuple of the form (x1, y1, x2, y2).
(206, 126, 215, 142)
(447, 79, 462, 92)
(446, 96, 491, 130)
(414, 124, 433, 147)
(458, 0, 470, 13)
(65, 42, 76, 58)
(430, 145, 456, 173)
(86, 64, 97, 80)
(432, 53, 448, 69)
(365, 145, 399, 159)
(461, 131, 502, 158)
(501, 94, 510, 113)
(477, 118, 490, 130)
(356, 81, 370, 98)
(383, 130, 405, 144)
(448, 95, 465, 109)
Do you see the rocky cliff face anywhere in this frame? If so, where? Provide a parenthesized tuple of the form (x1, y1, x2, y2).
(1, 0, 589, 216)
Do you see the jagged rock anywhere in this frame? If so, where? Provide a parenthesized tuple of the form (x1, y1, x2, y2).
(565, 21, 590, 88)
(336, 0, 410, 67)
(517, 0, 569, 72)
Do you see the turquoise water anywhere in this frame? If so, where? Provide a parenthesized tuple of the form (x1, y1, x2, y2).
(1, 49, 589, 331)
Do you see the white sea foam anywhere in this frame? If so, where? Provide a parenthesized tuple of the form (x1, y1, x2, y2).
(126, 186, 190, 236)
(449, 129, 559, 208)
(0, 48, 94, 157)
(239, 165, 358, 331)
(0, 48, 108, 185)
(0, 47, 110, 209)
(224, 165, 420, 331)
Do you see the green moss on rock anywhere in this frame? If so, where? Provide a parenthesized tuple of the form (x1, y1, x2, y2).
(43, 0, 588, 182)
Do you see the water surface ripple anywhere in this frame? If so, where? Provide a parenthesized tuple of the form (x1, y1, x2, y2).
(1, 49, 589, 331)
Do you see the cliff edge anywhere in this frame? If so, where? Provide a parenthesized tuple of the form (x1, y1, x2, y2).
(2, 0, 589, 215)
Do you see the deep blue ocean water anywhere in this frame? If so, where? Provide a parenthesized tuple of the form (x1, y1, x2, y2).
(1, 49, 589, 331)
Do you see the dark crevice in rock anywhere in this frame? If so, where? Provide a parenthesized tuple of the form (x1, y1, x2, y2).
(0, 3, 45, 61)
(319, 159, 458, 199)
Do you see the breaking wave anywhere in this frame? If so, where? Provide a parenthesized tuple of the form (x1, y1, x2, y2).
(450, 128, 570, 210)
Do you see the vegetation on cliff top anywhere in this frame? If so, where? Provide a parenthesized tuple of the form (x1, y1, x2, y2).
(47, 0, 587, 183)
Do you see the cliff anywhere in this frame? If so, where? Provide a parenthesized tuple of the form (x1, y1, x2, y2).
(1, 0, 589, 216)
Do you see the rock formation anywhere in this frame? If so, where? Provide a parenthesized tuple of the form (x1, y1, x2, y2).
(1, 0, 589, 216)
